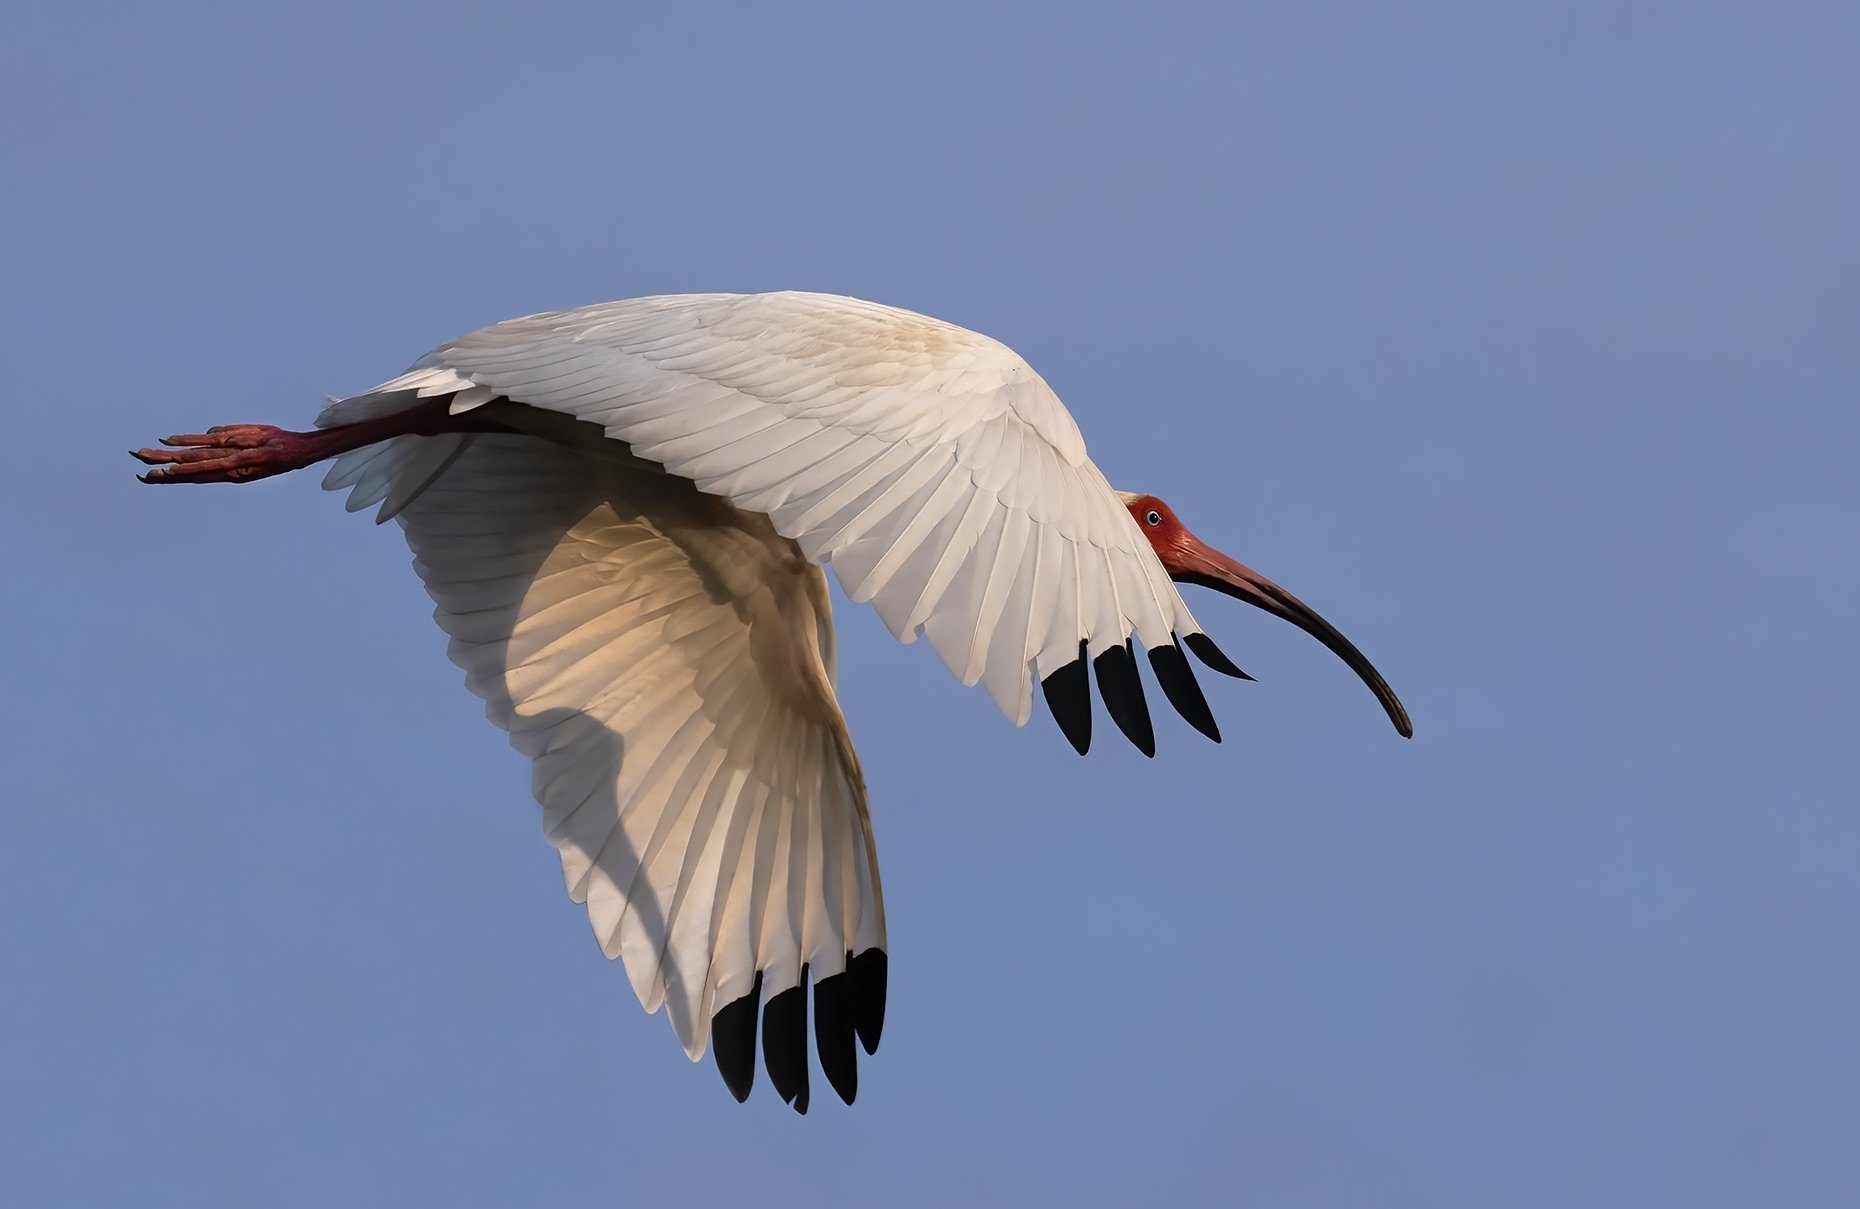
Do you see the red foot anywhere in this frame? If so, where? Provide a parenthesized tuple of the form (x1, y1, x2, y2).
(133, 400, 511, 487)
(131, 424, 326, 484)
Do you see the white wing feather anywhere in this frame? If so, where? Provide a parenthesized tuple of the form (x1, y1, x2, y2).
(311, 291, 1215, 1095)
(331, 429, 882, 1061)
(326, 291, 1205, 725)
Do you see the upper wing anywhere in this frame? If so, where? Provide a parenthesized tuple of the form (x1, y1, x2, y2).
(336, 429, 885, 1111)
(320, 291, 1223, 755)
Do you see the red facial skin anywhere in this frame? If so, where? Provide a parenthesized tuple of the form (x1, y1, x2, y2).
(1122, 493, 1412, 738)
(1123, 494, 1194, 569)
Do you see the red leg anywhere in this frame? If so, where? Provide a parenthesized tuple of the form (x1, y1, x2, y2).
(132, 398, 495, 485)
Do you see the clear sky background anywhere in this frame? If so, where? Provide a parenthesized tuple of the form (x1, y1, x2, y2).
(4, 3, 1855, 1205)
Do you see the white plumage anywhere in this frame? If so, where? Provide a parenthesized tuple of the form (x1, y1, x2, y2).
(324, 293, 1204, 711)
(136, 290, 1411, 1112)
(311, 293, 1212, 1108)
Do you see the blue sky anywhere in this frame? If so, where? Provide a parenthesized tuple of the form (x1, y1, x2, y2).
(4, 3, 1856, 1205)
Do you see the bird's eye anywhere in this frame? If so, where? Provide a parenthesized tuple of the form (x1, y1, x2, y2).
(1144, 510, 1162, 526)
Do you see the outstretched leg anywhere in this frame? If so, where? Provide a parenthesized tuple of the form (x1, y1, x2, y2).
(132, 398, 498, 485)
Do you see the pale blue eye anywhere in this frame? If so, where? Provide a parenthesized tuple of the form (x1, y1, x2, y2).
(1145, 510, 1162, 526)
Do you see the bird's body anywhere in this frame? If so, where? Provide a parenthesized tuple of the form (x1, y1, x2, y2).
(134, 290, 1409, 1112)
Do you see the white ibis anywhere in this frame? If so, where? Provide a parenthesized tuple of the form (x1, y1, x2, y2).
(134, 291, 1409, 1112)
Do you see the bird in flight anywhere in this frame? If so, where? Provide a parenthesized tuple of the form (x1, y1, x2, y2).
(134, 291, 1410, 1112)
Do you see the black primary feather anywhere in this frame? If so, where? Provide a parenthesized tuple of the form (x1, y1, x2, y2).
(1041, 641, 1093, 755)
(1149, 641, 1221, 742)
(710, 971, 762, 1103)
(850, 949, 887, 1055)
(1093, 640, 1156, 757)
(1183, 632, 1253, 680)
(762, 976, 810, 1114)
(813, 970, 859, 1105)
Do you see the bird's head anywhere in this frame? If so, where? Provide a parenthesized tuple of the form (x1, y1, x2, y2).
(1120, 492, 1412, 738)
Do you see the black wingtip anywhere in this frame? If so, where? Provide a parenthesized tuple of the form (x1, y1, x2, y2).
(850, 949, 888, 1055)
(1149, 641, 1221, 743)
(763, 977, 810, 1114)
(1041, 641, 1093, 755)
(813, 970, 859, 1106)
(1093, 640, 1156, 757)
(711, 972, 762, 1103)
(1183, 632, 1253, 680)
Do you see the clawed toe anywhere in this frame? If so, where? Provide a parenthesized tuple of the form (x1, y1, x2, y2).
(130, 424, 304, 485)
(131, 401, 474, 489)
(156, 424, 289, 449)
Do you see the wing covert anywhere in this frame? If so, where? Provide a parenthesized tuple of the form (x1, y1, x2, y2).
(325, 291, 1212, 741)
